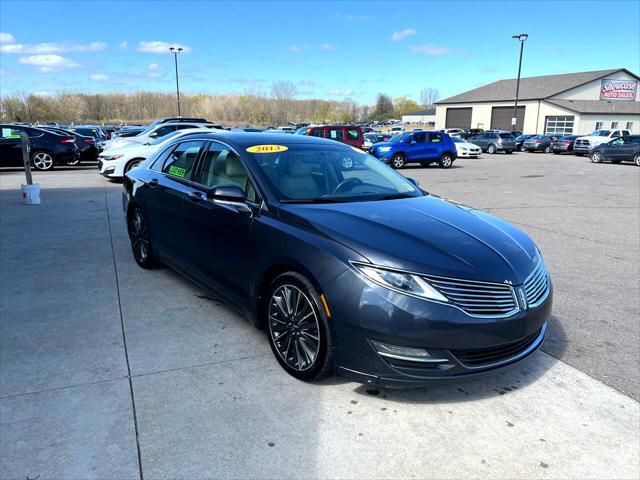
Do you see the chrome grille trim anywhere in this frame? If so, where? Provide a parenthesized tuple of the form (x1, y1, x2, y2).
(524, 261, 550, 308)
(423, 274, 518, 318)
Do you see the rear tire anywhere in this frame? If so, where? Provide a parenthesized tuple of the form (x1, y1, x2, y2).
(31, 151, 54, 171)
(544, 146, 551, 153)
(634, 153, 640, 167)
(439, 154, 453, 168)
(266, 272, 333, 382)
(391, 153, 406, 169)
(487, 144, 497, 154)
(505, 150, 513, 154)
(127, 207, 156, 269)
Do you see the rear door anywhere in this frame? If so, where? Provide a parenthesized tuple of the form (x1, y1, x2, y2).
(618, 136, 640, 161)
(0, 127, 24, 166)
(183, 141, 260, 301)
(143, 140, 207, 258)
(327, 127, 345, 144)
(426, 132, 445, 158)
(344, 127, 363, 148)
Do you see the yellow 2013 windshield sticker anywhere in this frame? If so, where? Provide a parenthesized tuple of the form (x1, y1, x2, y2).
(246, 145, 288, 153)
(168, 165, 186, 177)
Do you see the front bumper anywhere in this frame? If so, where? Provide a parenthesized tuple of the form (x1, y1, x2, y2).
(324, 268, 552, 387)
(552, 144, 571, 152)
(457, 150, 481, 158)
(98, 158, 125, 178)
(573, 145, 590, 154)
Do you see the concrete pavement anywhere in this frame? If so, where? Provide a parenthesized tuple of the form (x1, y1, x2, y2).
(1, 154, 638, 479)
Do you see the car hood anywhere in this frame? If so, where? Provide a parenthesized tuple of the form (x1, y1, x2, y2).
(280, 195, 539, 284)
(101, 142, 153, 158)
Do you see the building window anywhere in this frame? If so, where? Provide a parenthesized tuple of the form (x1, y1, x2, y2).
(611, 121, 619, 129)
(626, 122, 633, 130)
(595, 121, 604, 130)
(545, 116, 574, 135)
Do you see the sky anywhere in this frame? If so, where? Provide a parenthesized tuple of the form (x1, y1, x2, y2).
(1, 0, 639, 104)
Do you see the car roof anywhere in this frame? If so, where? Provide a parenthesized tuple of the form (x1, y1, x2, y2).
(167, 131, 348, 148)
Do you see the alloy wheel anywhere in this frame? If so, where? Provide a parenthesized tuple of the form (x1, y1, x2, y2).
(440, 155, 452, 168)
(591, 152, 602, 163)
(130, 210, 150, 264)
(392, 155, 405, 168)
(634, 154, 640, 167)
(32, 152, 54, 170)
(268, 284, 320, 372)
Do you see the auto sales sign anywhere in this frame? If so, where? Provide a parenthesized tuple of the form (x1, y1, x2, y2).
(600, 78, 638, 101)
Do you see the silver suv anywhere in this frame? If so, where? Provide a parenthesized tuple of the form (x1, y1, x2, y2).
(469, 132, 516, 154)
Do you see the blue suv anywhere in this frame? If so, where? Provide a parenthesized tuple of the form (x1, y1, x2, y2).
(369, 131, 457, 169)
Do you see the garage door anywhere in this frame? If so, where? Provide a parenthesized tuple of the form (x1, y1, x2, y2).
(490, 106, 525, 131)
(445, 108, 472, 128)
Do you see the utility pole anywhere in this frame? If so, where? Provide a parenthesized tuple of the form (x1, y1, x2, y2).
(512, 34, 528, 130)
(169, 47, 183, 116)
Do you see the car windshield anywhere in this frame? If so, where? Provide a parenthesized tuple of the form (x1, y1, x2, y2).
(148, 129, 183, 145)
(389, 133, 410, 142)
(247, 143, 423, 203)
(592, 130, 611, 136)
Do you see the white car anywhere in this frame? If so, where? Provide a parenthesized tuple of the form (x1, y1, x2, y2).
(444, 128, 464, 137)
(452, 136, 482, 158)
(98, 128, 211, 178)
(101, 122, 218, 151)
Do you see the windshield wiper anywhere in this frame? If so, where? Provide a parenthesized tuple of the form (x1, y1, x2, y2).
(280, 198, 344, 204)
(374, 192, 420, 201)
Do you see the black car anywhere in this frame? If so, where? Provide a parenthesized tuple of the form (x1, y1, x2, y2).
(68, 125, 106, 141)
(459, 128, 484, 140)
(551, 135, 580, 154)
(123, 132, 552, 386)
(522, 135, 561, 153)
(0, 124, 79, 170)
(40, 126, 99, 163)
(515, 134, 536, 151)
(589, 135, 640, 166)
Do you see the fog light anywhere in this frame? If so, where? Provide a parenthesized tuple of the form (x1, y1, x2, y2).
(371, 340, 448, 363)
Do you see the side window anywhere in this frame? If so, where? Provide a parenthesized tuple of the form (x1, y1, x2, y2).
(153, 125, 176, 138)
(611, 130, 621, 138)
(162, 141, 205, 180)
(195, 143, 253, 194)
(346, 129, 359, 140)
(1, 127, 22, 139)
(429, 133, 443, 143)
(328, 128, 344, 141)
(412, 132, 426, 143)
(311, 129, 325, 138)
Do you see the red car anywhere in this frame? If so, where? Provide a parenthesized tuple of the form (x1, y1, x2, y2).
(301, 125, 364, 149)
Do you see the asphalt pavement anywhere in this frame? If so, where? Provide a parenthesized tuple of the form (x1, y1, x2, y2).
(1, 152, 638, 479)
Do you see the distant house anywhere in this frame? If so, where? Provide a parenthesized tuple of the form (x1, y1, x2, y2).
(401, 108, 436, 125)
(434, 68, 639, 134)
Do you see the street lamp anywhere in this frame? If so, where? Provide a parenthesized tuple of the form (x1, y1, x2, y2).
(512, 33, 528, 130)
(169, 47, 183, 116)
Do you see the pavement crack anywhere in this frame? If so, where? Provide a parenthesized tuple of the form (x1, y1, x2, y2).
(104, 181, 145, 480)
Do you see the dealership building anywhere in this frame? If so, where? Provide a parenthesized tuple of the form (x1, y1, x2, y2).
(434, 68, 639, 135)
(401, 108, 436, 125)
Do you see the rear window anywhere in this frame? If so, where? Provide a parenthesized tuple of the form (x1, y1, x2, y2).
(499, 133, 514, 139)
(346, 128, 360, 140)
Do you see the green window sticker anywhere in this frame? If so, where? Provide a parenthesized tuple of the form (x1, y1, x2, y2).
(168, 165, 187, 177)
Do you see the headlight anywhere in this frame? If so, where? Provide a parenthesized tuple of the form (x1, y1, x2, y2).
(352, 262, 448, 302)
(101, 154, 123, 161)
(378, 146, 391, 152)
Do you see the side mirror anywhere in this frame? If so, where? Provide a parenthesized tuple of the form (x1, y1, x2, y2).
(209, 185, 252, 215)
(408, 177, 420, 187)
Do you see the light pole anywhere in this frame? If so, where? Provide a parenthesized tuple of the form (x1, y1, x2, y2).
(512, 33, 528, 130)
(169, 47, 183, 116)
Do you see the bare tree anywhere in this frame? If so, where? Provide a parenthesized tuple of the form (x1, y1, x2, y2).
(270, 80, 297, 100)
(420, 87, 440, 106)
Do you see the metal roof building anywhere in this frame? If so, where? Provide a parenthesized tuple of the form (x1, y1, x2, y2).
(434, 68, 640, 135)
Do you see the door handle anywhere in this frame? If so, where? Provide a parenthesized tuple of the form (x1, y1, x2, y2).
(148, 178, 159, 187)
(188, 191, 203, 202)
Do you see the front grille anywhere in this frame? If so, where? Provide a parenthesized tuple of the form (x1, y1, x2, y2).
(524, 261, 550, 307)
(451, 327, 543, 367)
(575, 139, 589, 147)
(423, 274, 517, 317)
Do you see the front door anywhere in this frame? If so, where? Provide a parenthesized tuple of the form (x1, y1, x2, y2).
(406, 132, 428, 161)
(0, 127, 25, 166)
(618, 136, 640, 161)
(182, 141, 260, 301)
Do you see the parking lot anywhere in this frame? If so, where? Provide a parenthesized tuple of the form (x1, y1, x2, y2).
(1, 152, 639, 479)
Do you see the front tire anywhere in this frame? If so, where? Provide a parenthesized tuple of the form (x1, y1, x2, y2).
(127, 207, 156, 268)
(266, 272, 333, 382)
(125, 158, 144, 173)
(590, 152, 603, 163)
(439, 153, 453, 168)
(31, 151, 54, 171)
(487, 144, 497, 154)
(391, 153, 406, 169)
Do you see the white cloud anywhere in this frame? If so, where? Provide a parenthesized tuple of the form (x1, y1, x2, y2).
(0, 32, 15, 44)
(19, 54, 81, 72)
(148, 63, 160, 71)
(89, 73, 109, 81)
(120, 41, 128, 50)
(391, 28, 417, 41)
(137, 41, 192, 54)
(334, 13, 371, 22)
(1, 41, 106, 54)
(320, 43, 337, 51)
(410, 44, 465, 56)
(327, 88, 353, 96)
(289, 44, 309, 53)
